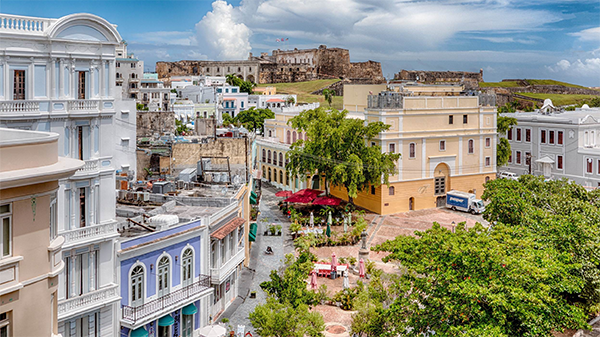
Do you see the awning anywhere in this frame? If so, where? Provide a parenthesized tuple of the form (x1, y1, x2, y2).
(250, 191, 258, 205)
(131, 327, 149, 337)
(249, 223, 257, 242)
(211, 217, 245, 240)
(158, 315, 175, 326)
(251, 191, 258, 199)
(182, 303, 198, 315)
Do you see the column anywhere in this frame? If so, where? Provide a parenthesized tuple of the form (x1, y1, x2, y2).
(51, 58, 56, 100)
(59, 59, 64, 99)
(108, 60, 115, 98)
(89, 186, 95, 225)
(89, 64, 95, 99)
(70, 254, 77, 298)
(89, 251, 96, 292)
(2, 58, 8, 99)
(70, 60, 75, 99)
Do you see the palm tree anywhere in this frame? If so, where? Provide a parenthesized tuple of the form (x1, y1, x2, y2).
(322, 89, 335, 106)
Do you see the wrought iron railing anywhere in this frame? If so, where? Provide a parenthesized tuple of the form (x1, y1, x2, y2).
(122, 275, 211, 324)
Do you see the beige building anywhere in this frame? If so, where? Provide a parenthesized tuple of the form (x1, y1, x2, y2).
(330, 84, 497, 214)
(0, 128, 82, 336)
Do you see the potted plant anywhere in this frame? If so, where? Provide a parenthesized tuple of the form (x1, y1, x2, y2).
(349, 256, 357, 267)
(276, 224, 282, 236)
(269, 225, 277, 236)
(290, 222, 302, 239)
(250, 291, 257, 298)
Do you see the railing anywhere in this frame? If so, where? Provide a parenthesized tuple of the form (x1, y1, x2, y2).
(122, 275, 211, 324)
(58, 284, 119, 319)
(0, 101, 40, 113)
(61, 222, 118, 246)
(211, 249, 245, 284)
(368, 93, 405, 109)
(76, 158, 99, 173)
(0, 14, 54, 34)
(68, 100, 99, 111)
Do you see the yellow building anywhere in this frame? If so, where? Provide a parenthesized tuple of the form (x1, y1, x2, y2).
(331, 84, 497, 214)
(253, 86, 277, 95)
(0, 128, 82, 336)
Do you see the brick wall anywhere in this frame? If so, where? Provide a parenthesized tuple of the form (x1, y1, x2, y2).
(136, 111, 175, 137)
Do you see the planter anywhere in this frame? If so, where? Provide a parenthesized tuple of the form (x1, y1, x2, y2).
(264, 230, 269, 235)
(250, 291, 257, 299)
(277, 231, 282, 236)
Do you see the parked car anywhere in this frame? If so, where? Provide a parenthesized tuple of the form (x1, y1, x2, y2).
(499, 171, 518, 180)
(446, 190, 485, 214)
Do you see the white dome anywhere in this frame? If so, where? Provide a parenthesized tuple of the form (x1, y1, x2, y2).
(582, 104, 590, 109)
(543, 98, 553, 106)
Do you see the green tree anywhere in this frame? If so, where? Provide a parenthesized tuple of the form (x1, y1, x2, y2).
(322, 88, 335, 106)
(226, 73, 254, 94)
(371, 222, 588, 336)
(286, 108, 400, 202)
(496, 108, 517, 166)
(175, 119, 189, 135)
(249, 297, 325, 337)
(233, 107, 274, 133)
(222, 113, 234, 127)
(260, 253, 316, 308)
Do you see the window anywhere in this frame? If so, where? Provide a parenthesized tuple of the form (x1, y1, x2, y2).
(262, 166, 266, 178)
(463, 115, 468, 124)
(279, 153, 283, 166)
(50, 194, 57, 240)
(409, 197, 414, 210)
(525, 152, 531, 166)
(371, 186, 376, 195)
(262, 149, 266, 163)
(549, 130, 555, 144)
(159, 325, 170, 337)
(516, 128, 522, 142)
(409, 143, 416, 158)
(267, 150, 271, 164)
(0, 312, 10, 337)
(507, 128, 513, 140)
(116, 62, 120, 68)
(157, 256, 170, 297)
(439, 140, 446, 151)
(468, 139, 474, 154)
(587, 158, 593, 173)
(268, 168, 271, 181)
(434, 177, 445, 195)
(485, 157, 491, 167)
(557, 155, 563, 170)
(182, 248, 193, 287)
(508, 153, 512, 163)
(13, 70, 25, 100)
(516, 151, 522, 164)
(485, 137, 491, 148)
(449, 115, 453, 124)
(558, 131, 563, 145)
(0, 204, 11, 259)
(79, 188, 86, 227)
(389, 186, 395, 195)
(371, 142, 376, 147)
(130, 266, 144, 306)
(273, 152, 277, 166)
(389, 143, 395, 153)
(78, 71, 86, 99)
(131, 63, 135, 68)
(279, 170, 283, 183)
(541, 130, 546, 144)
(286, 131, 291, 144)
(65, 250, 99, 299)
(293, 131, 297, 143)
(598, 159, 600, 174)
(526, 129, 531, 143)
(273, 169, 277, 183)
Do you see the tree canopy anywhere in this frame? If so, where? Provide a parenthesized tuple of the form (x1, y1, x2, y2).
(496, 104, 517, 166)
(249, 297, 325, 337)
(322, 88, 335, 106)
(226, 73, 255, 94)
(233, 107, 274, 133)
(286, 107, 400, 201)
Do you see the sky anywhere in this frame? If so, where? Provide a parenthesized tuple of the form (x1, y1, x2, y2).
(1, 0, 599, 86)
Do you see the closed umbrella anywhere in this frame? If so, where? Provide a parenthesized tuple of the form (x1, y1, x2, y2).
(326, 222, 331, 238)
(309, 212, 314, 228)
(343, 217, 348, 233)
(348, 212, 352, 226)
(198, 324, 227, 337)
(343, 271, 350, 289)
(358, 258, 366, 278)
(310, 270, 318, 290)
(327, 211, 332, 226)
(331, 252, 338, 279)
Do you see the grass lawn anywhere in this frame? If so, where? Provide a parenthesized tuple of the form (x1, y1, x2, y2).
(479, 81, 521, 88)
(479, 79, 591, 89)
(261, 79, 343, 110)
(516, 93, 600, 106)
(524, 79, 589, 89)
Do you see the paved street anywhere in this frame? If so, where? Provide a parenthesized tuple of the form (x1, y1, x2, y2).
(219, 185, 293, 335)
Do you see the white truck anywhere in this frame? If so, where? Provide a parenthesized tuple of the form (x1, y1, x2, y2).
(445, 190, 485, 214)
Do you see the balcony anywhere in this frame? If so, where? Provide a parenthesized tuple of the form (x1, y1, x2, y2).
(58, 283, 120, 320)
(61, 222, 119, 248)
(68, 100, 98, 111)
(0, 99, 114, 117)
(0, 14, 55, 35)
(121, 276, 211, 328)
(0, 101, 40, 113)
(77, 158, 99, 173)
(211, 249, 245, 284)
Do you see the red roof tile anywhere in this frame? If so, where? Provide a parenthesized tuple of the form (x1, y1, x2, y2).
(211, 217, 245, 240)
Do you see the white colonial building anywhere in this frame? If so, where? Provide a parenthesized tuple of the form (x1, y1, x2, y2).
(0, 12, 136, 336)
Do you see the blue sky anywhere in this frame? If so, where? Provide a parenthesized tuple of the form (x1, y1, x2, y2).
(1, 0, 599, 86)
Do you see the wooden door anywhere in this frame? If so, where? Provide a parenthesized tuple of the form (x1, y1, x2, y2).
(13, 70, 25, 100)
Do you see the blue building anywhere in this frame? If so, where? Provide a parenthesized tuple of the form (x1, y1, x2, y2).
(117, 211, 214, 337)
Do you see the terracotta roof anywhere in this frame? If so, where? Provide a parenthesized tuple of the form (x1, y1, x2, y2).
(211, 217, 245, 240)
(266, 98, 285, 103)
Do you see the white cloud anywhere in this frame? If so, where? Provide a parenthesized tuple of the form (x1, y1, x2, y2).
(547, 58, 600, 75)
(195, 1, 252, 60)
(570, 27, 600, 42)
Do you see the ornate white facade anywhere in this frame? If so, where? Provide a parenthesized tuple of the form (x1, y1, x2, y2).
(0, 13, 136, 336)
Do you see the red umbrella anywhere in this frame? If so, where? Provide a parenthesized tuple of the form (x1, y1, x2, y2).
(310, 270, 318, 290)
(293, 189, 322, 198)
(312, 196, 341, 206)
(331, 252, 338, 273)
(275, 190, 293, 197)
(358, 258, 366, 278)
(284, 195, 315, 204)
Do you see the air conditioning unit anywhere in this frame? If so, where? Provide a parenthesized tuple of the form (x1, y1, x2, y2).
(142, 192, 150, 202)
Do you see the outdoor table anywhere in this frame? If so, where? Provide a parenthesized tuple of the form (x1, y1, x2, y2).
(314, 263, 348, 278)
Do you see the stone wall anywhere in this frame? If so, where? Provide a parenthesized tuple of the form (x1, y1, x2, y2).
(348, 61, 385, 83)
(156, 60, 261, 83)
(172, 138, 249, 170)
(258, 63, 319, 84)
(395, 69, 483, 89)
(137, 111, 175, 137)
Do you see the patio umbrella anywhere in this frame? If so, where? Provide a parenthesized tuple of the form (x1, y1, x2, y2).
(326, 222, 331, 237)
(331, 252, 338, 268)
(309, 212, 314, 228)
(327, 211, 332, 226)
(312, 196, 341, 206)
(343, 271, 350, 289)
(310, 270, 318, 290)
(283, 195, 315, 204)
(293, 189, 322, 198)
(275, 190, 293, 197)
(198, 324, 227, 337)
(358, 258, 366, 278)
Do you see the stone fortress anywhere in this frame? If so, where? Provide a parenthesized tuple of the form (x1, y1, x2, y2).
(156, 45, 385, 84)
(394, 69, 484, 90)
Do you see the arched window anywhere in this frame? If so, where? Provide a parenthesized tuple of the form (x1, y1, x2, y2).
(280, 170, 283, 183)
(409, 197, 415, 210)
(182, 248, 193, 287)
(409, 143, 416, 158)
(131, 265, 144, 307)
(279, 153, 283, 166)
(485, 176, 490, 183)
(293, 131, 297, 143)
(262, 166, 266, 178)
(286, 174, 290, 186)
(273, 169, 277, 183)
(157, 256, 170, 297)
(468, 139, 474, 154)
(389, 186, 395, 195)
(268, 130, 272, 137)
(268, 150, 272, 164)
(287, 130, 291, 144)
(262, 149, 266, 163)
(273, 151, 277, 165)
(268, 168, 272, 181)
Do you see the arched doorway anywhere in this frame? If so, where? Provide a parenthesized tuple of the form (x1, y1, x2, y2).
(247, 74, 255, 83)
(433, 163, 450, 207)
(409, 197, 414, 211)
(311, 174, 320, 189)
